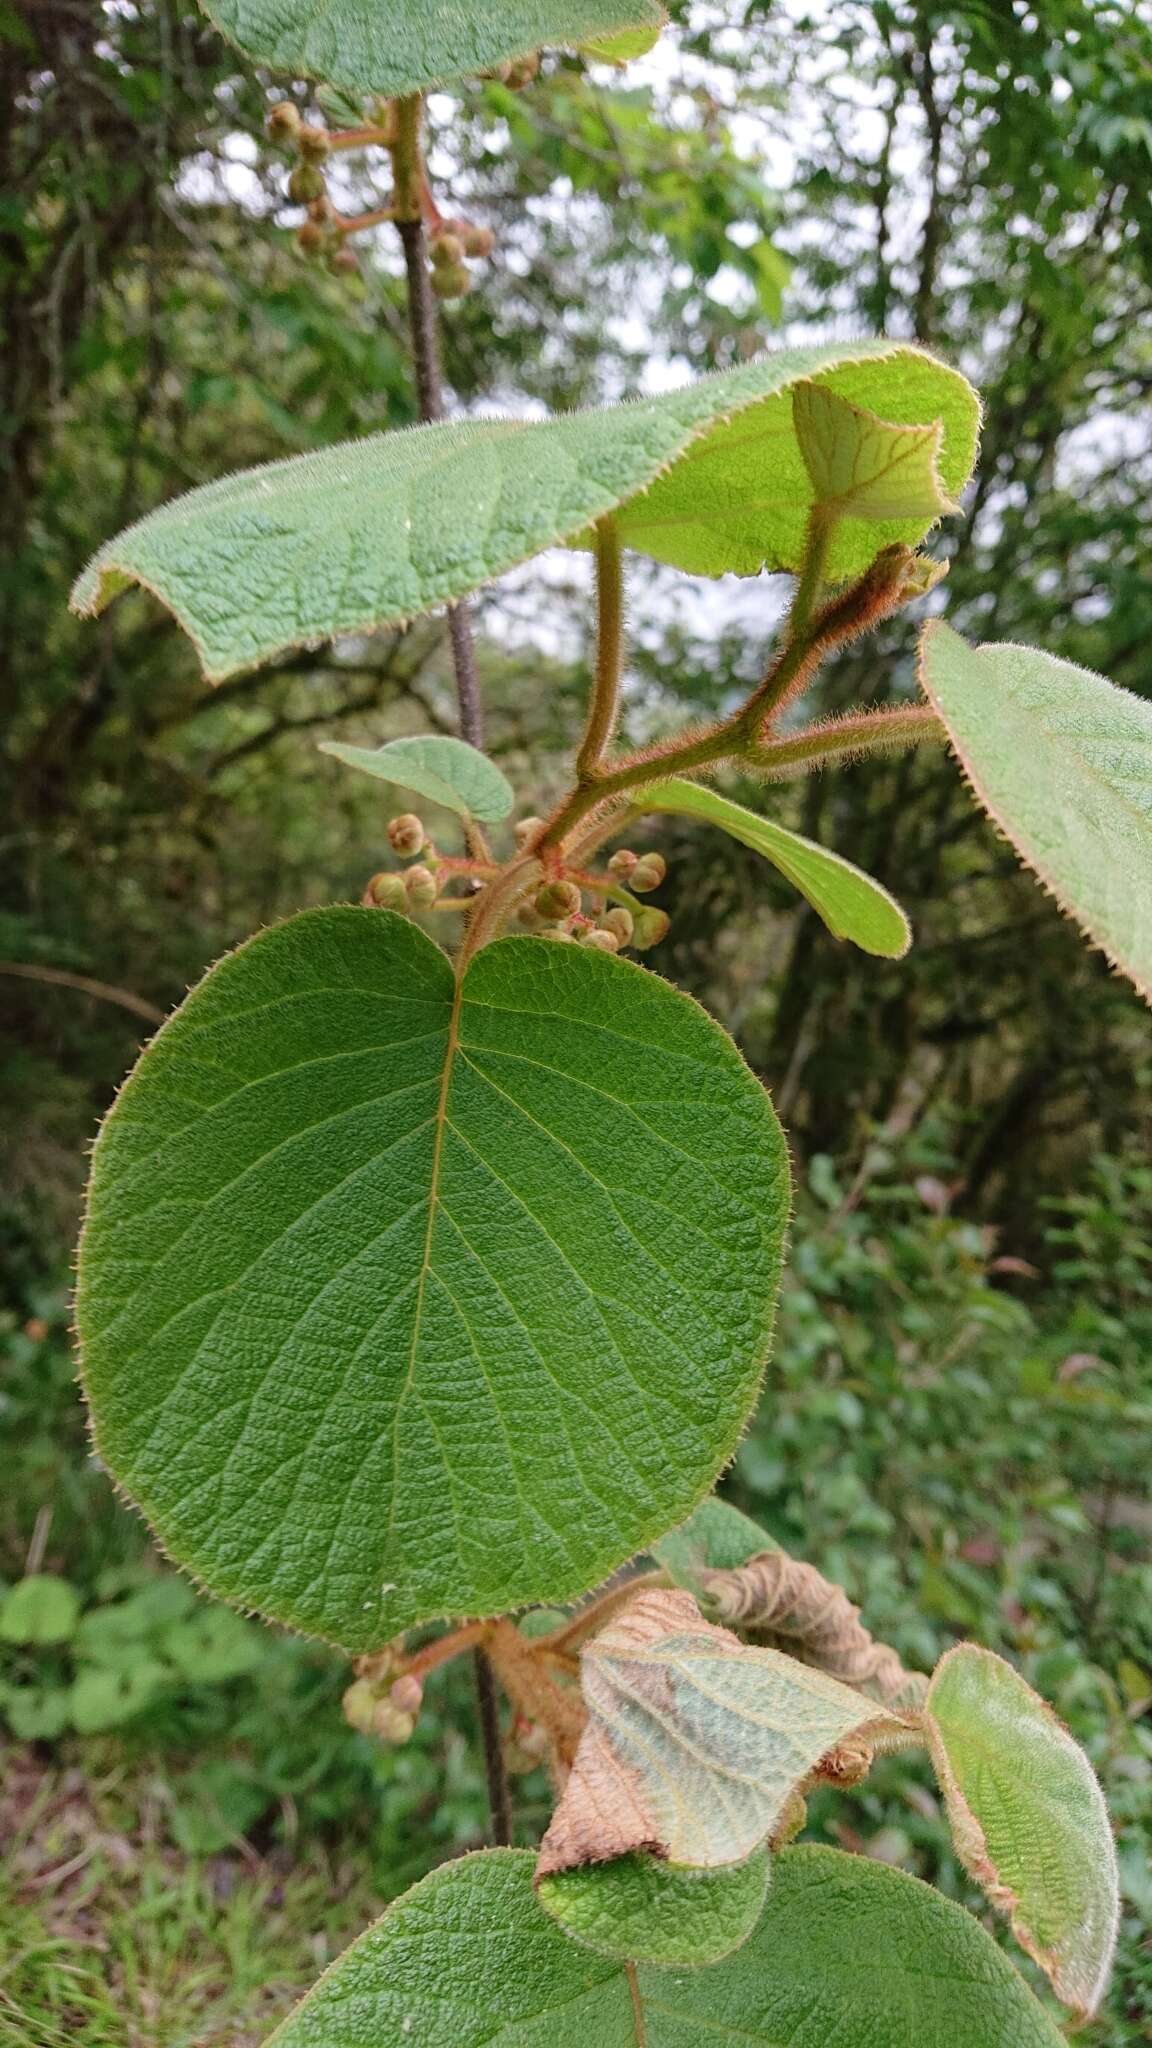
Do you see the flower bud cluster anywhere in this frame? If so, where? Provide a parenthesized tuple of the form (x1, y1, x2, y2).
(524, 843, 671, 953)
(363, 814, 448, 916)
(430, 217, 496, 301)
(342, 1667, 424, 1746)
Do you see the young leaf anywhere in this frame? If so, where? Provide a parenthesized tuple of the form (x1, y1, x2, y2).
(926, 1643, 1120, 2020)
(920, 620, 1152, 1001)
(199, 0, 666, 97)
(653, 1496, 780, 1594)
(318, 733, 514, 822)
(536, 1587, 907, 1876)
(580, 24, 663, 61)
(793, 380, 962, 520)
(536, 1845, 771, 1966)
(641, 779, 911, 957)
(76, 908, 788, 1651)
(265, 1844, 1066, 2047)
(72, 342, 979, 680)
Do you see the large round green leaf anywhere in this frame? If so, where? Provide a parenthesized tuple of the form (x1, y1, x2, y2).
(72, 343, 979, 681)
(76, 908, 787, 1649)
(265, 1845, 1066, 2046)
(200, 0, 665, 98)
(920, 620, 1152, 1002)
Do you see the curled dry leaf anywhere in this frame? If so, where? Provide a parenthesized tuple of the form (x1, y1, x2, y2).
(535, 1587, 910, 1879)
(699, 1549, 928, 1709)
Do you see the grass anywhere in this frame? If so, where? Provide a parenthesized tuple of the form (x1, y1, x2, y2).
(0, 1749, 383, 2048)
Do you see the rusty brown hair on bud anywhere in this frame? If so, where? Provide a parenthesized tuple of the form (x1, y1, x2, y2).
(389, 1673, 423, 1717)
(298, 123, 331, 162)
(461, 223, 496, 260)
(699, 1550, 927, 1709)
(607, 848, 638, 881)
(296, 221, 326, 256)
(267, 101, 301, 140)
(387, 813, 426, 857)
(536, 879, 581, 921)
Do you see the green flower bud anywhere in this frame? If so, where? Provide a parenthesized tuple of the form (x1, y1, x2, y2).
(342, 1678, 379, 1734)
(288, 163, 326, 205)
(365, 872, 408, 911)
(514, 815, 546, 850)
(371, 1699, 417, 1744)
(536, 879, 581, 921)
(630, 852, 667, 893)
(298, 123, 331, 162)
(631, 906, 670, 951)
(600, 907, 634, 947)
(267, 101, 301, 140)
(607, 848, 638, 881)
(388, 812, 426, 857)
(404, 864, 439, 909)
(579, 927, 620, 954)
(431, 231, 465, 267)
(431, 262, 472, 300)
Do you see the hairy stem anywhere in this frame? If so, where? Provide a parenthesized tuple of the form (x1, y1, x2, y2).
(752, 704, 945, 778)
(392, 96, 483, 752)
(576, 519, 626, 780)
(473, 1647, 515, 1847)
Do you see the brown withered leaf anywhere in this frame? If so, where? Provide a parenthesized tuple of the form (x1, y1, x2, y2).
(699, 1549, 928, 1708)
(536, 1588, 910, 1878)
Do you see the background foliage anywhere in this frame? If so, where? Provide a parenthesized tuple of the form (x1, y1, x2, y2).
(2, 1, 1149, 2041)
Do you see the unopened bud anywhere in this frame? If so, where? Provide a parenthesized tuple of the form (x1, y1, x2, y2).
(630, 852, 666, 893)
(515, 902, 547, 931)
(296, 221, 326, 255)
(600, 907, 634, 947)
(268, 101, 301, 140)
(460, 223, 495, 259)
(371, 1700, 417, 1744)
(431, 231, 465, 267)
(631, 907, 670, 951)
(366, 871, 409, 911)
(389, 1673, 423, 1716)
(329, 245, 359, 275)
(431, 262, 471, 300)
(536, 879, 581, 921)
(388, 812, 426, 856)
(404, 864, 438, 908)
(579, 927, 620, 954)
(298, 123, 331, 161)
(540, 926, 575, 942)
(342, 1678, 379, 1734)
(607, 848, 638, 881)
(514, 815, 546, 850)
(288, 164, 326, 204)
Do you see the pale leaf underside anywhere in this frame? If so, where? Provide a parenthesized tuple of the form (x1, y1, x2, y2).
(318, 732, 514, 821)
(920, 620, 1152, 1003)
(926, 1643, 1120, 2018)
(199, 0, 667, 96)
(536, 1588, 905, 1876)
(72, 342, 979, 681)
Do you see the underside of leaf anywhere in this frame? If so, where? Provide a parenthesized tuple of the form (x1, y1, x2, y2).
(536, 1587, 907, 1877)
(199, 0, 667, 97)
(71, 342, 979, 681)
